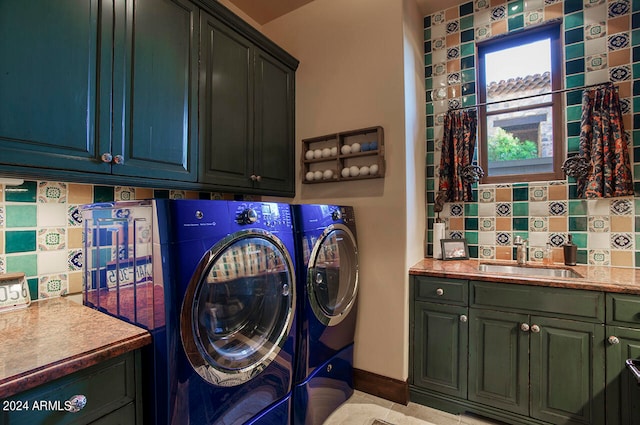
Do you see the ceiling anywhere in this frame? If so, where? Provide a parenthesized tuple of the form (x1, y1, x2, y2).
(225, 0, 462, 25)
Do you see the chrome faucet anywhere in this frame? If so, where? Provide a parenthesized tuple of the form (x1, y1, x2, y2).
(514, 235, 528, 265)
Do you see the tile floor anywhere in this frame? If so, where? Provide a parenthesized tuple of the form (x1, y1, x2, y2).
(324, 391, 504, 425)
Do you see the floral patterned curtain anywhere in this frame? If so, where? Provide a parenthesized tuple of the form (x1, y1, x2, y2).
(577, 83, 634, 198)
(438, 109, 477, 202)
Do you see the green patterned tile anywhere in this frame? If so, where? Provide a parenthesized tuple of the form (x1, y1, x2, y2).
(460, 42, 475, 57)
(468, 245, 478, 258)
(508, 0, 524, 15)
(426, 103, 434, 114)
(5, 205, 37, 228)
(27, 277, 38, 301)
(634, 97, 640, 114)
(568, 136, 581, 152)
(461, 69, 475, 84)
(633, 29, 640, 46)
(508, 14, 524, 31)
(513, 218, 529, 231)
(465, 231, 479, 244)
(93, 186, 114, 203)
(633, 63, 640, 79)
(5, 230, 36, 253)
(634, 130, 640, 146)
(565, 43, 584, 60)
(465, 217, 478, 230)
(513, 187, 528, 201)
(569, 200, 587, 215)
(572, 232, 587, 248)
(565, 73, 585, 88)
(512, 202, 529, 216)
(462, 94, 477, 107)
(576, 249, 588, 265)
(465, 203, 478, 216)
(425, 53, 432, 66)
(427, 178, 435, 191)
(460, 15, 474, 30)
(569, 216, 587, 231)
(566, 105, 582, 122)
(5, 181, 37, 203)
(424, 28, 431, 41)
(427, 152, 434, 166)
(564, 11, 584, 29)
(6, 254, 37, 277)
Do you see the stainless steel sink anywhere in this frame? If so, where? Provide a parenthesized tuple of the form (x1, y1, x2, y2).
(477, 263, 582, 279)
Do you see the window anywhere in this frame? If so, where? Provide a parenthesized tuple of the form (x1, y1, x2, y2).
(477, 21, 564, 183)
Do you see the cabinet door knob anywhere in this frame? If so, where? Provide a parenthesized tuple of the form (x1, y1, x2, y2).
(101, 153, 113, 163)
(608, 336, 620, 345)
(459, 315, 468, 323)
(250, 174, 258, 181)
(66, 394, 87, 413)
(520, 323, 530, 332)
(435, 288, 444, 296)
(113, 155, 124, 165)
(531, 324, 541, 333)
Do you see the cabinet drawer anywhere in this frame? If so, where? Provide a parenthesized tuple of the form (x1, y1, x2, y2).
(413, 276, 468, 305)
(1, 352, 137, 425)
(471, 281, 604, 321)
(606, 293, 640, 326)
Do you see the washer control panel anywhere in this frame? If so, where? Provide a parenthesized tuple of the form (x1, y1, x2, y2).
(234, 202, 292, 230)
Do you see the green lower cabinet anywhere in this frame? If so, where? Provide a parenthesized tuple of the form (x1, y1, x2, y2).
(412, 301, 468, 398)
(529, 316, 605, 425)
(605, 326, 640, 425)
(469, 309, 530, 416)
(0, 351, 142, 425)
(411, 277, 609, 425)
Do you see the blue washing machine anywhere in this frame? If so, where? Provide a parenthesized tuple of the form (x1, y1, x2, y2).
(291, 204, 359, 425)
(82, 199, 297, 425)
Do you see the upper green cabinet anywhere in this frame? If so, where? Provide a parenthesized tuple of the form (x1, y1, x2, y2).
(0, 0, 297, 195)
(0, 0, 197, 182)
(111, 0, 199, 181)
(199, 12, 296, 195)
(0, 0, 108, 173)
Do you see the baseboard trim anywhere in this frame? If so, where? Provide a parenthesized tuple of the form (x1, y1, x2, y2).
(353, 368, 409, 405)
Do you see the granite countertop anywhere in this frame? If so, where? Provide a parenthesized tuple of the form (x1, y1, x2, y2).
(0, 297, 152, 399)
(410, 258, 640, 294)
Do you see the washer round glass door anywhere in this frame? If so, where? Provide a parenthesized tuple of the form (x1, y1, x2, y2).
(181, 229, 295, 387)
(308, 224, 358, 326)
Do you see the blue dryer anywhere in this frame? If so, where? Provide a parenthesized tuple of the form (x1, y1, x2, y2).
(291, 204, 359, 425)
(82, 199, 297, 425)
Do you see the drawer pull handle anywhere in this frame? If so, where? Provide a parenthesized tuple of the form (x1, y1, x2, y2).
(520, 323, 530, 332)
(436, 288, 444, 296)
(459, 315, 468, 323)
(66, 394, 87, 413)
(101, 152, 113, 163)
(608, 336, 620, 345)
(531, 324, 541, 333)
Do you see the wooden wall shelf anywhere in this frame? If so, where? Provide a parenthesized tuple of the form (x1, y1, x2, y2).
(301, 126, 385, 184)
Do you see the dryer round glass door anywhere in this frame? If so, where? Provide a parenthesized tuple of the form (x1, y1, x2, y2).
(308, 223, 358, 326)
(181, 229, 296, 386)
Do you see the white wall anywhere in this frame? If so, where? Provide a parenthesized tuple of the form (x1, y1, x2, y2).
(262, 0, 425, 381)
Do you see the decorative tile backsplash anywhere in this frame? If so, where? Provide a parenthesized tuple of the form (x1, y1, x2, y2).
(0, 180, 256, 301)
(424, 0, 640, 268)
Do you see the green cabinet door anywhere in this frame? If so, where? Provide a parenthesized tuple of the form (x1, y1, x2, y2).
(605, 326, 640, 425)
(253, 48, 295, 194)
(468, 308, 529, 416)
(112, 0, 198, 181)
(530, 316, 605, 425)
(199, 12, 296, 195)
(199, 12, 253, 189)
(0, 0, 111, 173)
(412, 301, 468, 398)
